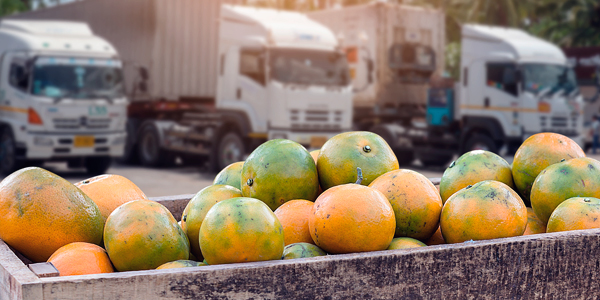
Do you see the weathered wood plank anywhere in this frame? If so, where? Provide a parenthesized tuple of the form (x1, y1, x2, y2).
(0, 240, 42, 300)
(149, 194, 194, 221)
(35, 229, 600, 299)
(28, 263, 59, 278)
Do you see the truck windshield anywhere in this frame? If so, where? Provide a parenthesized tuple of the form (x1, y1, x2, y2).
(270, 49, 349, 86)
(522, 63, 578, 96)
(30, 57, 124, 99)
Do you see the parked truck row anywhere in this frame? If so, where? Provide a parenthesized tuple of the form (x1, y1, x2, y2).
(0, 0, 586, 174)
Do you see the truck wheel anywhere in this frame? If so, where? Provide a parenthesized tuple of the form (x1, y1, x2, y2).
(84, 157, 112, 175)
(120, 121, 139, 164)
(213, 131, 245, 172)
(138, 124, 166, 167)
(418, 155, 453, 168)
(395, 150, 415, 166)
(464, 134, 498, 154)
(0, 127, 19, 175)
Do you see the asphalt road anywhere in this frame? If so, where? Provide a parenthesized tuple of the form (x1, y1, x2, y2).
(4, 152, 597, 198)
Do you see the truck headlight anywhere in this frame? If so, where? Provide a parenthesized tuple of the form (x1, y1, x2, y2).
(34, 136, 53, 146)
(112, 136, 126, 145)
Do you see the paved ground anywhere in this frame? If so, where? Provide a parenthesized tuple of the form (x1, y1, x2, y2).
(5, 152, 599, 198)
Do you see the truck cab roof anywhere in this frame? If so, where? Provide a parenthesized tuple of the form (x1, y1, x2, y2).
(0, 19, 118, 57)
(463, 24, 566, 65)
(221, 5, 338, 51)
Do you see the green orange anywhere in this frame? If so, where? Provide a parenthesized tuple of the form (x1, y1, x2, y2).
(369, 169, 442, 240)
(440, 180, 527, 244)
(387, 237, 427, 250)
(512, 133, 585, 205)
(440, 150, 514, 204)
(282, 243, 327, 259)
(156, 260, 206, 270)
(199, 197, 284, 265)
(0, 167, 104, 262)
(241, 139, 319, 210)
(530, 157, 600, 224)
(523, 207, 546, 235)
(213, 161, 244, 190)
(546, 197, 600, 232)
(180, 184, 242, 259)
(104, 200, 189, 271)
(317, 131, 399, 190)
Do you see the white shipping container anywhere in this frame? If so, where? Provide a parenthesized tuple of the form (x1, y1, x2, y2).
(308, 2, 445, 109)
(11, 0, 222, 101)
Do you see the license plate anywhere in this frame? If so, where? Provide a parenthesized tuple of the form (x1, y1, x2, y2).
(74, 136, 95, 147)
(310, 136, 328, 148)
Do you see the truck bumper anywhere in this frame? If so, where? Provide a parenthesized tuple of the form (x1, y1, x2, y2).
(269, 130, 348, 150)
(22, 131, 127, 159)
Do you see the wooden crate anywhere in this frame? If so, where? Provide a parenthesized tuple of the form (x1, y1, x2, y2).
(2, 182, 600, 299)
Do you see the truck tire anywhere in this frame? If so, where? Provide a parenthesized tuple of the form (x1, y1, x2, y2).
(120, 120, 139, 164)
(85, 156, 112, 175)
(418, 154, 453, 168)
(395, 150, 415, 166)
(0, 127, 19, 175)
(464, 134, 498, 154)
(138, 124, 167, 167)
(212, 131, 245, 172)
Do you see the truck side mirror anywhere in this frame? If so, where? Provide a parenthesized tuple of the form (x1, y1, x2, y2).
(139, 67, 149, 81)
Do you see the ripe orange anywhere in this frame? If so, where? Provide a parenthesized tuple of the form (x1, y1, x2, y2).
(523, 207, 546, 235)
(512, 133, 585, 205)
(241, 139, 319, 210)
(387, 237, 427, 250)
(546, 197, 600, 232)
(426, 226, 445, 245)
(309, 184, 395, 254)
(0, 167, 104, 262)
(213, 161, 244, 190)
(104, 200, 189, 271)
(282, 242, 327, 260)
(75, 174, 148, 220)
(317, 131, 399, 190)
(439, 150, 514, 204)
(48, 242, 114, 276)
(440, 180, 527, 243)
(530, 157, 600, 224)
(200, 197, 284, 265)
(369, 169, 442, 240)
(274, 200, 315, 246)
(180, 184, 242, 259)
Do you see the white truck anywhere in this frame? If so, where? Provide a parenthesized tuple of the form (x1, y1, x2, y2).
(311, 2, 584, 166)
(15, 1, 353, 171)
(0, 19, 127, 174)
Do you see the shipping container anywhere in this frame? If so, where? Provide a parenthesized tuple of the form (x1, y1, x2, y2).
(12, 0, 222, 102)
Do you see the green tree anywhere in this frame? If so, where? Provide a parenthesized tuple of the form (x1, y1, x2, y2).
(0, 0, 28, 17)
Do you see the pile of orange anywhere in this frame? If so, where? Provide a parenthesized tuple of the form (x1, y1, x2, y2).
(0, 131, 597, 277)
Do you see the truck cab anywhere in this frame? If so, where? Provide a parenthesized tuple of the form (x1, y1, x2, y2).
(213, 5, 353, 168)
(456, 25, 583, 153)
(0, 20, 127, 174)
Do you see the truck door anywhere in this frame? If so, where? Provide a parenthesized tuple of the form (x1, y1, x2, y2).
(485, 62, 521, 137)
(237, 48, 268, 128)
(0, 52, 30, 122)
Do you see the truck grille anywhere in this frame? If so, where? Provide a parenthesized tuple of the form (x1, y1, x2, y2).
(53, 118, 111, 130)
(289, 110, 344, 131)
(551, 116, 567, 127)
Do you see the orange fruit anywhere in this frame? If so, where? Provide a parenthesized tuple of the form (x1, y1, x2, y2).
(523, 207, 546, 235)
(310, 150, 324, 195)
(369, 169, 442, 240)
(512, 133, 585, 205)
(282, 242, 327, 260)
(426, 226, 445, 245)
(547, 197, 600, 232)
(530, 157, 600, 224)
(156, 260, 206, 270)
(317, 131, 399, 190)
(48, 242, 114, 276)
(75, 174, 148, 220)
(180, 184, 242, 259)
(241, 139, 319, 210)
(440, 150, 514, 204)
(309, 184, 395, 254)
(104, 200, 189, 271)
(213, 161, 244, 190)
(387, 237, 426, 250)
(274, 200, 315, 246)
(0, 167, 104, 262)
(440, 180, 527, 244)
(200, 197, 284, 265)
